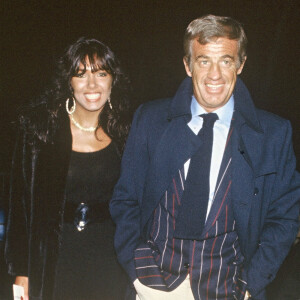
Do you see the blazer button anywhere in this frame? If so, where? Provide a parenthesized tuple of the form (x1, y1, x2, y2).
(254, 188, 259, 195)
(184, 263, 189, 269)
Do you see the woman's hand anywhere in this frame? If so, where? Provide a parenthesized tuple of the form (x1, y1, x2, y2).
(15, 276, 29, 300)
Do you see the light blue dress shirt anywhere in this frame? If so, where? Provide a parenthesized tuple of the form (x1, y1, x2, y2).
(185, 95, 234, 219)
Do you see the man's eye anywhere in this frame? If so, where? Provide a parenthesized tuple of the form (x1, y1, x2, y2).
(222, 60, 231, 65)
(199, 60, 209, 66)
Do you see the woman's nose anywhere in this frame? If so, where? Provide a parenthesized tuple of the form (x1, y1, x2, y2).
(87, 74, 97, 88)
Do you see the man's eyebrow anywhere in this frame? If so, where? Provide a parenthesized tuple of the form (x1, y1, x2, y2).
(220, 55, 234, 60)
(195, 55, 210, 60)
(195, 54, 235, 61)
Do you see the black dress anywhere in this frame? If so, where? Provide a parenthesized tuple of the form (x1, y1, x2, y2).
(53, 143, 127, 300)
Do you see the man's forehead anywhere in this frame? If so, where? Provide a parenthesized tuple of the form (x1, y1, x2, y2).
(192, 37, 239, 54)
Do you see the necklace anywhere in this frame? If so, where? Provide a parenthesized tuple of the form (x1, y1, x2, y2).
(70, 114, 96, 132)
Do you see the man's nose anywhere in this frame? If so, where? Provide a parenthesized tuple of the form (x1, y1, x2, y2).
(207, 63, 222, 80)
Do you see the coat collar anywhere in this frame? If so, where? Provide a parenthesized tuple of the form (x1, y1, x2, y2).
(167, 76, 263, 135)
(167, 77, 193, 120)
(141, 76, 268, 232)
(233, 77, 263, 134)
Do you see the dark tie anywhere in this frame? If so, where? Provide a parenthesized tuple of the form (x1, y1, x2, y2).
(174, 113, 218, 240)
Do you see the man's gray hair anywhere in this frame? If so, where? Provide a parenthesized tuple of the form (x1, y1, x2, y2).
(184, 15, 247, 68)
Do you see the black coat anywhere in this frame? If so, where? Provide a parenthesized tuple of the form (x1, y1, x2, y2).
(5, 106, 72, 299)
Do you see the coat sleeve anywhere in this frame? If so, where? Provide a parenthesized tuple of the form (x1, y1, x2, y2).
(110, 105, 148, 282)
(5, 127, 30, 276)
(246, 120, 300, 298)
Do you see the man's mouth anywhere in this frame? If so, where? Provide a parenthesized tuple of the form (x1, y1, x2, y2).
(206, 84, 224, 89)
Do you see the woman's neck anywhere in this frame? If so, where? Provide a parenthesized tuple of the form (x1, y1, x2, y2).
(71, 107, 101, 128)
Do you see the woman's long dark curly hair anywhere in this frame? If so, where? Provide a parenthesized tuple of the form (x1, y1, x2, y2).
(24, 37, 131, 152)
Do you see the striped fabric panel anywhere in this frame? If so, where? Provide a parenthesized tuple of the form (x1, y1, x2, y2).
(136, 122, 247, 299)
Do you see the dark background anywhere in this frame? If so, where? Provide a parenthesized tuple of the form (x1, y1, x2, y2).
(0, 0, 299, 298)
(1, 0, 300, 172)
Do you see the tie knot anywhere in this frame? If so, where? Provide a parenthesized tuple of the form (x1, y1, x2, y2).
(200, 113, 219, 128)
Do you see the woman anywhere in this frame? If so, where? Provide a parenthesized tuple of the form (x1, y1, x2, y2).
(5, 37, 131, 299)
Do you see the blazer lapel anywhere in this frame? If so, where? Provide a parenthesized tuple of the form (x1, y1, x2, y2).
(203, 129, 233, 236)
(141, 115, 203, 229)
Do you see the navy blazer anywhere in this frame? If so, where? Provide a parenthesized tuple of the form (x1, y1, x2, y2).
(110, 77, 300, 299)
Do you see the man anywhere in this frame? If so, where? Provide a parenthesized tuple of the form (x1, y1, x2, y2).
(110, 15, 300, 300)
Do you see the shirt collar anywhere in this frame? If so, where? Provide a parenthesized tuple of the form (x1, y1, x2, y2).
(190, 95, 234, 127)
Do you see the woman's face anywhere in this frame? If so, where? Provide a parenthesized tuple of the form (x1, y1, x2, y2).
(70, 58, 113, 114)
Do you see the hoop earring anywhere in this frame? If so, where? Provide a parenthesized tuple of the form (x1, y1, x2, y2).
(66, 97, 76, 115)
(107, 97, 113, 110)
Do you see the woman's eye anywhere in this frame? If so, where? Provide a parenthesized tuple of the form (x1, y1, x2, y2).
(75, 73, 85, 78)
(97, 72, 107, 77)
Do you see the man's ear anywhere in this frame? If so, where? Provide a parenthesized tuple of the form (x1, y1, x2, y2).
(237, 56, 247, 75)
(183, 57, 192, 77)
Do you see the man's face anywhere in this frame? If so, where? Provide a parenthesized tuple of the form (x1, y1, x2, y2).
(184, 37, 246, 112)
